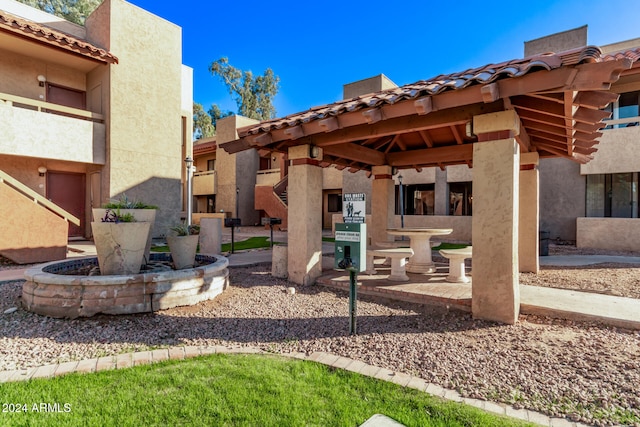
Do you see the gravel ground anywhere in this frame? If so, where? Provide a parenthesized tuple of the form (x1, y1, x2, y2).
(1, 245, 639, 426)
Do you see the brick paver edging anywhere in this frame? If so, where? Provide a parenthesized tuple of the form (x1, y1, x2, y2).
(0, 345, 589, 427)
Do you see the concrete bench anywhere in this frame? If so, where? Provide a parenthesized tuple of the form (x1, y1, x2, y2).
(439, 246, 472, 283)
(366, 248, 414, 282)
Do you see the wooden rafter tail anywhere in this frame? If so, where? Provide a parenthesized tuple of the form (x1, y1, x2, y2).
(564, 91, 575, 156)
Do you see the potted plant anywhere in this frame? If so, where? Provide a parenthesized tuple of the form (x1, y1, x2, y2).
(91, 209, 151, 275)
(92, 194, 158, 264)
(166, 223, 200, 270)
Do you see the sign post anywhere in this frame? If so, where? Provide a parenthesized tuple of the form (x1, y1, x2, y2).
(336, 193, 366, 335)
(224, 218, 241, 253)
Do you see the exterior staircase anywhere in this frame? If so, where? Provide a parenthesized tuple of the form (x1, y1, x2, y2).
(254, 175, 288, 230)
(0, 169, 79, 264)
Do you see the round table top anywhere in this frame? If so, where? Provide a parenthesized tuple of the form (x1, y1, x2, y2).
(386, 228, 453, 236)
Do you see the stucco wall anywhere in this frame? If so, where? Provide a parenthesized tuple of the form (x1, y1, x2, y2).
(0, 48, 86, 100)
(446, 164, 473, 182)
(88, 0, 185, 237)
(322, 166, 342, 189)
(0, 183, 68, 263)
(539, 158, 585, 241)
(577, 218, 640, 251)
(580, 127, 640, 175)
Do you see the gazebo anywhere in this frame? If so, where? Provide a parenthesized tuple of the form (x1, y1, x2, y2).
(219, 45, 638, 324)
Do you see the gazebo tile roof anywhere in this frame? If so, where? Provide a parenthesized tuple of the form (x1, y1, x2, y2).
(242, 48, 602, 137)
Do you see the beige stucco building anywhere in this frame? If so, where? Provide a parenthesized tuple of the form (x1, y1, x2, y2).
(0, 0, 192, 263)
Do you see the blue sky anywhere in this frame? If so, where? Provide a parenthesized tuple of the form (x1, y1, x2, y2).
(128, 0, 640, 119)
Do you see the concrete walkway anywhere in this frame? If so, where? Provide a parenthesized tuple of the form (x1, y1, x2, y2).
(0, 344, 590, 427)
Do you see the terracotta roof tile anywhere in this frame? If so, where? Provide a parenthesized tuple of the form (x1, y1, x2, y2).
(244, 46, 628, 139)
(0, 10, 118, 64)
(243, 48, 607, 136)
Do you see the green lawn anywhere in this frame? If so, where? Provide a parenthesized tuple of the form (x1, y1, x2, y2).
(0, 354, 534, 427)
(152, 236, 278, 253)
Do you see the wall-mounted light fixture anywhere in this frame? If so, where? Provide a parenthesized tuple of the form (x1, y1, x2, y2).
(37, 75, 46, 87)
(309, 145, 320, 159)
(38, 166, 47, 176)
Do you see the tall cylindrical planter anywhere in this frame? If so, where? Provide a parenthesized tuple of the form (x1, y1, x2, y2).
(167, 234, 199, 269)
(93, 208, 156, 263)
(91, 221, 151, 275)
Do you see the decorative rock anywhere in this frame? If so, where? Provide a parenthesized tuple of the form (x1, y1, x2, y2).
(3, 307, 18, 314)
(286, 287, 295, 295)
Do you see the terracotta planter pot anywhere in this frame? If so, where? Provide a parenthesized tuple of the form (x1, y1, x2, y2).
(92, 208, 156, 263)
(167, 234, 199, 269)
(91, 221, 151, 275)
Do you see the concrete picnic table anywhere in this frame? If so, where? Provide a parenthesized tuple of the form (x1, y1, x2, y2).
(386, 227, 453, 273)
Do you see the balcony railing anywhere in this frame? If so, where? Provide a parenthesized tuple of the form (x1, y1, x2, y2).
(256, 168, 281, 186)
(193, 170, 217, 195)
(0, 91, 106, 164)
(0, 92, 104, 122)
(602, 116, 640, 129)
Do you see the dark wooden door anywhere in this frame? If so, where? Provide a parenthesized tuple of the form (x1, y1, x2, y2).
(47, 172, 85, 237)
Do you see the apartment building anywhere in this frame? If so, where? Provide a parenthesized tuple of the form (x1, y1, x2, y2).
(0, 0, 193, 263)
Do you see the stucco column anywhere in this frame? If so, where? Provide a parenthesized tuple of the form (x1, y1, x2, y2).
(434, 167, 448, 216)
(471, 110, 521, 324)
(287, 144, 323, 285)
(370, 166, 395, 246)
(216, 115, 259, 223)
(519, 152, 539, 273)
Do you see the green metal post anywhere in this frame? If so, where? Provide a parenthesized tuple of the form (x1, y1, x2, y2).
(349, 269, 357, 335)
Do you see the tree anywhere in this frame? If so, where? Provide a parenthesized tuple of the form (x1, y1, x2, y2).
(208, 57, 279, 122)
(17, 0, 101, 25)
(207, 104, 233, 131)
(193, 102, 215, 140)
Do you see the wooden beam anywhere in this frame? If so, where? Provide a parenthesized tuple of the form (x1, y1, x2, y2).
(254, 133, 273, 146)
(219, 138, 251, 154)
(322, 142, 387, 165)
(284, 125, 304, 140)
(394, 134, 407, 151)
(503, 97, 531, 152)
(311, 102, 501, 148)
(564, 91, 575, 155)
(318, 117, 340, 132)
(573, 107, 611, 124)
(362, 108, 382, 124)
(570, 59, 633, 91)
(481, 83, 500, 103)
(387, 144, 473, 167)
(450, 125, 464, 144)
(574, 91, 619, 109)
(414, 97, 433, 115)
(418, 130, 434, 148)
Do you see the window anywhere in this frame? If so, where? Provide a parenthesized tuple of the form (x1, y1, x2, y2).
(586, 173, 638, 218)
(603, 90, 640, 128)
(449, 182, 472, 216)
(327, 193, 342, 213)
(395, 184, 434, 215)
(207, 159, 215, 171)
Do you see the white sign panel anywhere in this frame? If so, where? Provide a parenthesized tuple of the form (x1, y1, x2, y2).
(343, 193, 366, 223)
(335, 231, 361, 242)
